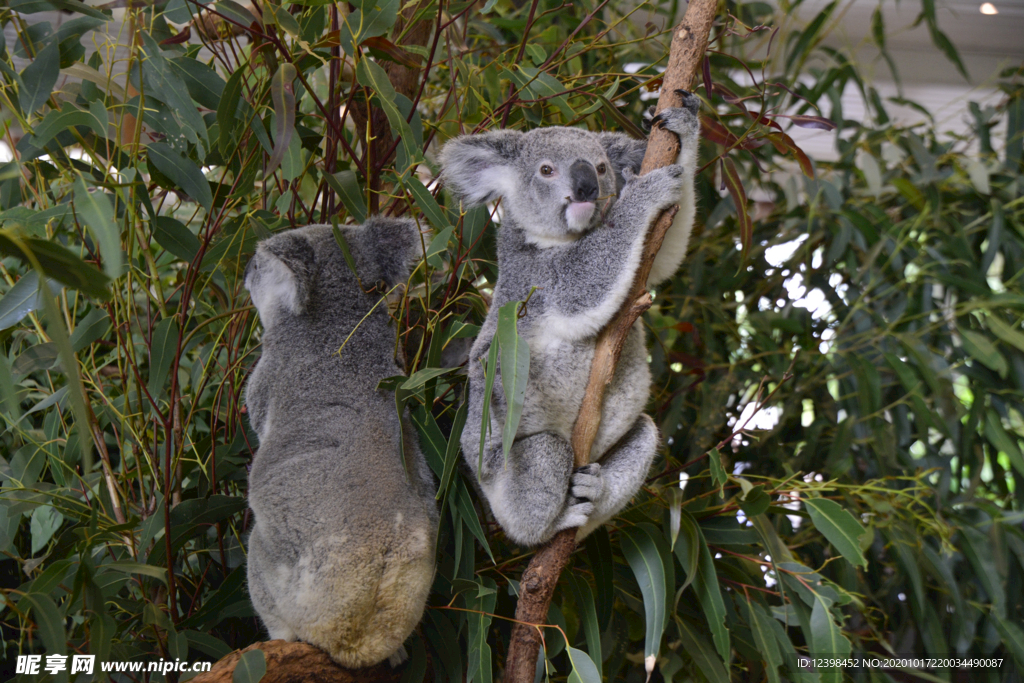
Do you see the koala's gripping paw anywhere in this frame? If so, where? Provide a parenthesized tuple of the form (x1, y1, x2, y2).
(627, 164, 686, 211)
(650, 100, 700, 140)
(555, 498, 595, 531)
(570, 463, 605, 504)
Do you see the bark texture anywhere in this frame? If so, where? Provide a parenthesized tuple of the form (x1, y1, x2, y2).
(191, 641, 404, 683)
(502, 3, 719, 681)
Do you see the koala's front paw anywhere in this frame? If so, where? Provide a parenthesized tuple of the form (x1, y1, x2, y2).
(570, 463, 605, 504)
(650, 97, 700, 140)
(627, 164, 686, 211)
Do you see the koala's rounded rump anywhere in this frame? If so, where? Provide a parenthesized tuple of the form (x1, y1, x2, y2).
(243, 221, 437, 668)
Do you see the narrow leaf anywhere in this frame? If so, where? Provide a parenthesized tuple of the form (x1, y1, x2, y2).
(497, 301, 530, 463)
(621, 526, 667, 661)
(804, 497, 868, 568)
(232, 649, 266, 683)
(266, 63, 297, 179)
(73, 177, 122, 278)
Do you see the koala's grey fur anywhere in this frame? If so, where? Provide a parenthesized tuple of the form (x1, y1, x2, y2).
(244, 220, 437, 668)
(440, 95, 701, 547)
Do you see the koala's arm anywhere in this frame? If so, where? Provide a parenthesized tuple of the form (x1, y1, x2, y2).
(646, 104, 701, 286)
(245, 359, 270, 441)
(599, 103, 701, 288)
(543, 165, 686, 340)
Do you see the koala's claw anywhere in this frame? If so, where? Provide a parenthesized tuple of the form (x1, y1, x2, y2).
(652, 105, 700, 138)
(675, 89, 701, 113)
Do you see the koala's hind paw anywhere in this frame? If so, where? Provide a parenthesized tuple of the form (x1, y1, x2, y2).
(570, 463, 605, 503)
(387, 646, 409, 668)
(555, 499, 595, 532)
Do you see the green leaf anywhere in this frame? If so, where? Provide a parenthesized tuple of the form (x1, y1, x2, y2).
(218, 65, 247, 156)
(20, 592, 66, 656)
(960, 328, 1008, 378)
(984, 411, 1024, 476)
(748, 602, 783, 683)
(987, 315, 1024, 354)
(804, 497, 868, 568)
(566, 646, 601, 683)
(73, 177, 122, 279)
(0, 353, 21, 423)
(0, 271, 45, 330)
(401, 366, 455, 391)
(331, 223, 361, 281)
(740, 484, 771, 517)
(232, 649, 266, 683)
(786, 1, 837, 73)
(148, 317, 180, 397)
(675, 618, 729, 683)
(465, 576, 497, 683)
(566, 574, 602, 678)
(809, 592, 850, 683)
(708, 447, 727, 490)
(19, 38, 59, 114)
(497, 301, 530, 463)
(152, 216, 201, 263)
(170, 57, 226, 110)
(438, 399, 468, 502)
(672, 507, 699, 592)
(675, 513, 729, 660)
(994, 614, 1024, 669)
(70, 308, 110, 352)
(29, 101, 107, 148)
(105, 561, 169, 585)
(148, 143, 213, 211)
(266, 63, 297, 179)
(325, 171, 368, 224)
(356, 58, 420, 170)
(478, 338, 499, 471)
(403, 175, 451, 232)
(620, 525, 667, 661)
(0, 233, 110, 299)
(139, 33, 209, 155)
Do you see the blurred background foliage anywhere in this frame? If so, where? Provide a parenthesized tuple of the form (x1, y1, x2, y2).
(0, 0, 1022, 681)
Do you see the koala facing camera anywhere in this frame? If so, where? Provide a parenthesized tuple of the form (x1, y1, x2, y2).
(440, 92, 701, 547)
(244, 220, 437, 668)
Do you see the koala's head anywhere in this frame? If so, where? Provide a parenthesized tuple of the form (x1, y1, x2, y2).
(244, 219, 421, 331)
(440, 127, 629, 247)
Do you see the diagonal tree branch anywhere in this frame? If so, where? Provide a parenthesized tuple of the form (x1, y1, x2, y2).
(501, 3, 720, 681)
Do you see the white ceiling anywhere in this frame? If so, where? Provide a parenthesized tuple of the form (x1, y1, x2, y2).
(772, 0, 1024, 159)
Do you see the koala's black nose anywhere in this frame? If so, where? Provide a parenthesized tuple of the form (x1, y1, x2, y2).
(569, 160, 599, 202)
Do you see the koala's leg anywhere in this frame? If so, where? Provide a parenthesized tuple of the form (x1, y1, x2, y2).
(575, 414, 659, 540)
(648, 91, 701, 286)
(477, 432, 579, 547)
(247, 527, 299, 642)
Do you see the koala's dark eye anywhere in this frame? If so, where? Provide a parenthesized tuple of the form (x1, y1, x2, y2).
(596, 163, 607, 175)
(375, 279, 388, 292)
(540, 164, 554, 177)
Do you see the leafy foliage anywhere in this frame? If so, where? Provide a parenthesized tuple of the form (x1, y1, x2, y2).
(0, 0, 1022, 681)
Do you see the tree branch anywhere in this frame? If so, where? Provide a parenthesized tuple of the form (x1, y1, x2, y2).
(501, 3, 719, 681)
(191, 641, 404, 683)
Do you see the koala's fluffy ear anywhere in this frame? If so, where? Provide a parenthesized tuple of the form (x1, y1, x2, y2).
(358, 216, 423, 287)
(440, 130, 523, 206)
(598, 132, 646, 192)
(245, 231, 317, 325)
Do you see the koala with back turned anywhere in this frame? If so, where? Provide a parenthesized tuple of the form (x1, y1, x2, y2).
(440, 92, 701, 547)
(243, 219, 437, 667)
